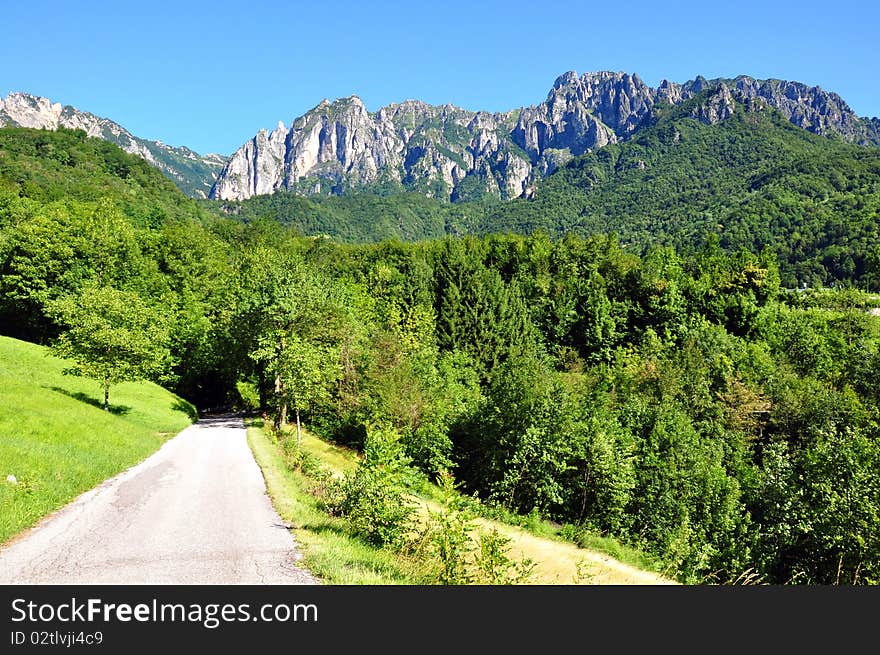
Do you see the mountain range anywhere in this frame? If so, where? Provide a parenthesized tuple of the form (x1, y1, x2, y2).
(218, 85, 880, 289)
(210, 72, 880, 203)
(0, 92, 227, 198)
(2, 72, 879, 203)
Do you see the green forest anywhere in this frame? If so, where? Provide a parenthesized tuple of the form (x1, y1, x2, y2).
(1, 123, 879, 585)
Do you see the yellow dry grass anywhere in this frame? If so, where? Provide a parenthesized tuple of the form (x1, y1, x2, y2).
(296, 427, 675, 586)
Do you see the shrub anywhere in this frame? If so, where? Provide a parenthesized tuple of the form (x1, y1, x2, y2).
(324, 427, 416, 548)
(418, 473, 535, 585)
(474, 528, 535, 585)
(235, 379, 261, 411)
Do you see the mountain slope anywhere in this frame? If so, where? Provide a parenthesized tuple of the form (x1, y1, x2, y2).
(0, 92, 227, 198)
(481, 88, 880, 287)
(0, 125, 219, 224)
(211, 71, 880, 202)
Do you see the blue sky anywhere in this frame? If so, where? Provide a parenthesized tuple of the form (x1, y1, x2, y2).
(2, 0, 877, 155)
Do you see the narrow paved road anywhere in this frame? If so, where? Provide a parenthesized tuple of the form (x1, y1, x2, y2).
(0, 416, 317, 584)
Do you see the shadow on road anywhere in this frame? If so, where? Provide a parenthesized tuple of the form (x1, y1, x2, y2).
(196, 413, 245, 430)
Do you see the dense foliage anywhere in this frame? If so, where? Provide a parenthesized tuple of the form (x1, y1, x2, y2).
(2, 125, 879, 584)
(287, 233, 880, 584)
(210, 191, 490, 243)
(0, 127, 243, 404)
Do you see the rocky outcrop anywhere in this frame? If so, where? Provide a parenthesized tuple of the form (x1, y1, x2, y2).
(210, 71, 880, 202)
(688, 84, 736, 125)
(211, 95, 534, 202)
(513, 74, 613, 157)
(722, 76, 867, 142)
(865, 117, 880, 146)
(0, 92, 228, 198)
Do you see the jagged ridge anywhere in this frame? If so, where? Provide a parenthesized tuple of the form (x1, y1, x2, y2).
(211, 71, 880, 202)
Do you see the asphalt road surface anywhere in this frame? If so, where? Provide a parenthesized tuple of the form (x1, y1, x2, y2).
(0, 416, 317, 584)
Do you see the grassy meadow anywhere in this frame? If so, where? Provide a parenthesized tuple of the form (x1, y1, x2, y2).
(0, 335, 196, 545)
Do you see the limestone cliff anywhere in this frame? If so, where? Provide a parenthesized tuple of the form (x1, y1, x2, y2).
(212, 71, 879, 202)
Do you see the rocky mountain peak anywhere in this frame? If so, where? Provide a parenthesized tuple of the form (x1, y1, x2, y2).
(330, 95, 366, 112)
(210, 70, 880, 202)
(0, 92, 64, 129)
(657, 79, 685, 104)
(552, 70, 581, 89)
(386, 99, 431, 112)
(689, 75, 710, 93)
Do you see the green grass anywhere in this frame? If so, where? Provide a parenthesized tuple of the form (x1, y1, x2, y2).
(295, 431, 359, 474)
(246, 423, 422, 584)
(558, 525, 670, 577)
(294, 425, 667, 579)
(0, 335, 196, 544)
(253, 421, 673, 585)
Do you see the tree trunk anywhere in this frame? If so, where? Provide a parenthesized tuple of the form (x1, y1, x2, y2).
(273, 373, 287, 430)
(296, 407, 302, 447)
(279, 400, 288, 429)
(579, 466, 591, 523)
(258, 368, 268, 411)
(103, 382, 110, 412)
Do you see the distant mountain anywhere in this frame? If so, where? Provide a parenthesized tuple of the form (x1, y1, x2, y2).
(0, 92, 227, 198)
(211, 71, 880, 202)
(210, 97, 532, 203)
(220, 87, 880, 289)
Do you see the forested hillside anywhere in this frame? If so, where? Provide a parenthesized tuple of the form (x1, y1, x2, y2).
(284, 233, 880, 585)
(209, 191, 488, 243)
(0, 127, 242, 402)
(222, 90, 880, 290)
(484, 90, 880, 288)
(1, 125, 879, 585)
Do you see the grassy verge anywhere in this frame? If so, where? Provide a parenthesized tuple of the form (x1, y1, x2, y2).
(250, 421, 674, 585)
(0, 335, 196, 545)
(247, 424, 425, 584)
